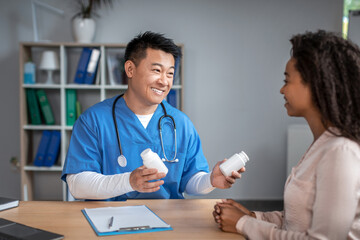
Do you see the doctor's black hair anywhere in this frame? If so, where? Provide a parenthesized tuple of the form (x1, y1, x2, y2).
(124, 31, 182, 66)
(290, 30, 360, 143)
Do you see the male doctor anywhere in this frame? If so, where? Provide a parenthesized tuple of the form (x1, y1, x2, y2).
(61, 31, 244, 200)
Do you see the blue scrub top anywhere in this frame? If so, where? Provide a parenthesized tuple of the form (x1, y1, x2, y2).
(61, 96, 209, 200)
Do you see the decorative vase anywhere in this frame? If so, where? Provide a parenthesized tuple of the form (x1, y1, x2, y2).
(72, 17, 96, 43)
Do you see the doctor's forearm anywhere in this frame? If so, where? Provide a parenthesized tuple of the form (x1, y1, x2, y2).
(185, 171, 215, 195)
(66, 171, 134, 199)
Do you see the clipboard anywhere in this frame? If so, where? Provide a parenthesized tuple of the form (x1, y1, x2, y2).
(82, 205, 172, 236)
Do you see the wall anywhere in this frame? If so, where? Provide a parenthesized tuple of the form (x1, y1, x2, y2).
(0, 0, 342, 200)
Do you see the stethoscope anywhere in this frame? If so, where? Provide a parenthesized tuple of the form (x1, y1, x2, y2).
(112, 94, 178, 168)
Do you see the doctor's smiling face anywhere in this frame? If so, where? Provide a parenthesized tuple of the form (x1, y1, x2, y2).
(124, 48, 175, 114)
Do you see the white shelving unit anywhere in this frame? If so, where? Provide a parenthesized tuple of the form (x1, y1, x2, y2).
(19, 42, 184, 201)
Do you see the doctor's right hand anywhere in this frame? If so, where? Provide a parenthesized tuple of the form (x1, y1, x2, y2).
(129, 166, 166, 192)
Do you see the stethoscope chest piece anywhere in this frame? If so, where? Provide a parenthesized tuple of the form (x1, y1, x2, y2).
(118, 155, 127, 167)
(162, 158, 179, 163)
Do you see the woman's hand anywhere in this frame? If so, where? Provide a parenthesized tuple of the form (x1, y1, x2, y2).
(213, 199, 255, 233)
(219, 199, 256, 217)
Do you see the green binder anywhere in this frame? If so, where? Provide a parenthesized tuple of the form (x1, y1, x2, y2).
(26, 89, 42, 125)
(66, 89, 77, 126)
(76, 100, 82, 119)
(36, 89, 55, 125)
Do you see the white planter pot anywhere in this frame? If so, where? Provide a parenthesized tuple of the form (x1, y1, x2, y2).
(72, 17, 96, 43)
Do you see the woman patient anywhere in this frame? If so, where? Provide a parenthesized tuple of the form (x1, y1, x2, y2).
(213, 30, 360, 239)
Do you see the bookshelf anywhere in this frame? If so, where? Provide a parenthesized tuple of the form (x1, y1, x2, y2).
(19, 42, 184, 201)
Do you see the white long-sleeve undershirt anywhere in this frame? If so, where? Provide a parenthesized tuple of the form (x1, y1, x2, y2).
(66, 171, 215, 200)
(66, 113, 215, 199)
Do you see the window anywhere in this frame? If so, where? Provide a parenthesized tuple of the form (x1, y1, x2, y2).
(343, 0, 360, 38)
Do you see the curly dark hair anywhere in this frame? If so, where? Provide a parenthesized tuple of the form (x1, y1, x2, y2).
(290, 30, 360, 143)
(124, 31, 182, 66)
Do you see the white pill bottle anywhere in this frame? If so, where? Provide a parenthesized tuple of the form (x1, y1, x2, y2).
(219, 151, 249, 176)
(141, 148, 169, 175)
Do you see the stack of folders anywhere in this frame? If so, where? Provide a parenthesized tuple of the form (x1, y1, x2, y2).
(26, 88, 55, 125)
(34, 130, 61, 167)
(82, 205, 172, 236)
(26, 89, 55, 125)
(74, 47, 101, 85)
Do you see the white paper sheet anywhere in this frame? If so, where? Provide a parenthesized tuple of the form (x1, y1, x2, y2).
(84, 205, 170, 233)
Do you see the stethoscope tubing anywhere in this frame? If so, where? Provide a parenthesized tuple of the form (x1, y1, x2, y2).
(112, 94, 178, 163)
(112, 94, 124, 156)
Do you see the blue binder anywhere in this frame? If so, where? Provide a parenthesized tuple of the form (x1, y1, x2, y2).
(74, 48, 92, 84)
(167, 90, 177, 108)
(84, 48, 101, 84)
(34, 130, 52, 166)
(43, 131, 61, 167)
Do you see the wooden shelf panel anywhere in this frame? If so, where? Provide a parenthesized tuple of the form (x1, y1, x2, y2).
(23, 125, 62, 130)
(24, 166, 62, 171)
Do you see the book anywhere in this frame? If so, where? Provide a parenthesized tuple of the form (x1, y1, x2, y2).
(25, 89, 42, 125)
(0, 218, 64, 240)
(34, 130, 52, 166)
(84, 48, 100, 84)
(43, 131, 61, 167)
(167, 89, 177, 108)
(0, 197, 19, 211)
(36, 89, 55, 125)
(82, 205, 172, 236)
(74, 47, 92, 84)
(66, 89, 77, 126)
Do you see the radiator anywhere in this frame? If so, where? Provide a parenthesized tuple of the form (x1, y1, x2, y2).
(286, 125, 312, 176)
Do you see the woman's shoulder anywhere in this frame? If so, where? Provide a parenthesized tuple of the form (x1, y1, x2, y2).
(316, 131, 360, 172)
(323, 130, 360, 154)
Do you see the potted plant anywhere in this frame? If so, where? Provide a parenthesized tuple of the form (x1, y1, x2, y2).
(72, 0, 113, 43)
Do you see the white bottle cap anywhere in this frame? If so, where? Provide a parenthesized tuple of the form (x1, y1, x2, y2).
(140, 148, 153, 161)
(239, 151, 249, 163)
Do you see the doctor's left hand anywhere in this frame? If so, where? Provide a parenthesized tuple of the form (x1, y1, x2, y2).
(129, 166, 166, 193)
(210, 160, 245, 189)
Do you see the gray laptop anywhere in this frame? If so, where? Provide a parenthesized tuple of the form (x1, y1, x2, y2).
(0, 218, 63, 240)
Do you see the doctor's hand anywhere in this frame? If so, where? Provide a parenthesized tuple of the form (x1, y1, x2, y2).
(210, 160, 245, 189)
(129, 166, 166, 193)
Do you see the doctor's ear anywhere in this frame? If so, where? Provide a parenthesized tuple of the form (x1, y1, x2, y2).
(124, 60, 135, 78)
